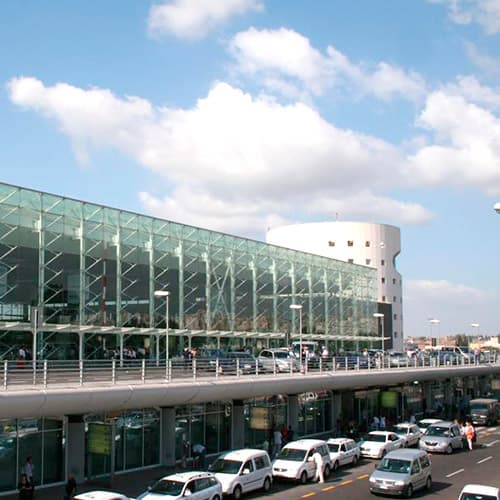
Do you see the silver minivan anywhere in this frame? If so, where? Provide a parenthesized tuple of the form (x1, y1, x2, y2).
(369, 449, 432, 498)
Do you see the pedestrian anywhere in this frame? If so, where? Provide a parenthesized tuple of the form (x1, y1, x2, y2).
(465, 421, 475, 451)
(192, 443, 206, 469)
(182, 435, 191, 468)
(17, 473, 32, 500)
(63, 473, 77, 500)
(312, 449, 326, 483)
(372, 416, 380, 430)
(18, 346, 26, 369)
(272, 427, 282, 457)
(409, 414, 416, 424)
(23, 456, 34, 492)
(379, 416, 386, 430)
(287, 425, 294, 443)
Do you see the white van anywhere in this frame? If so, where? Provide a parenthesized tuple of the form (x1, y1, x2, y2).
(209, 448, 272, 499)
(272, 439, 332, 484)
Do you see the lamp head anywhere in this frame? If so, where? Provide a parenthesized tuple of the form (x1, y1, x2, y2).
(494, 202, 500, 214)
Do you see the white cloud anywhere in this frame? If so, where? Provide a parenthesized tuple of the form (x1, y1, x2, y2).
(430, 0, 500, 34)
(8, 76, 433, 236)
(148, 0, 263, 40)
(465, 42, 500, 75)
(411, 86, 500, 194)
(229, 27, 426, 101)
(404, 279, 498, 336)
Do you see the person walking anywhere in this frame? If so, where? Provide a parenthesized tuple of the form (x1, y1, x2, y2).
(273, 427, 282, 457)
(63, 474, 77, 500)
(23, 456, 34, 493)
(312, 449, 326, 483)
(17, 474, 32, 500)
(465, 421, 475, 451)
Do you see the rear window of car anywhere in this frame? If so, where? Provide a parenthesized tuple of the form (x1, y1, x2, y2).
(254, 455, 270, 469)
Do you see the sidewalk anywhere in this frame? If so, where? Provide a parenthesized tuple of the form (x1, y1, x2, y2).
(3, 464, 180, 500)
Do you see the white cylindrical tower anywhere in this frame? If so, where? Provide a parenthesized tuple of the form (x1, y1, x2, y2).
(266, 221, 403, 351)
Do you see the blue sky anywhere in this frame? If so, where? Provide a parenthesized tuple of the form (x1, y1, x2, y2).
(1, 0, 500, 337)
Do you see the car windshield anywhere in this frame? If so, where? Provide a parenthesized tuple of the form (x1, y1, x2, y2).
(426, 426, 450, 437)
(149, 479, 185, 496)
(363, 434, 386, 443)
(210, 458, 242, 474)
(328, 443, 340, 452)
(274, 351, 290, 359)
(470, 404, 489, 411)
(277, 448, 306, 461)
(460, 494, 497, 500)
(377, 458, 411, 474)
(418, 421, 433, 429)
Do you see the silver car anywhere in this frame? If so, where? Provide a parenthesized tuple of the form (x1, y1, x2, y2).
(369, 449, 432, 497)
(418, 422, 463, 454)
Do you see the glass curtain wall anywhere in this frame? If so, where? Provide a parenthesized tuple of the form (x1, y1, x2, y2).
(0, 418, 64, 493)
(0, 182, 378, 360)
(298, 392, 333, 436)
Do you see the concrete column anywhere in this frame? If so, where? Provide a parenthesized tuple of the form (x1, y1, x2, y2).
(160, 407, 176, 466)
(287, 394, 299, 436)
(423, 382, 433, 416)
(231, 400, 245, 450)
(67, 415, 85, 483)
(332, 392, 342, 435)
(444, 379, 454, 418)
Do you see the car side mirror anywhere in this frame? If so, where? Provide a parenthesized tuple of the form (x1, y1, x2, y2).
(242, 468, 250, 475)
(184, 489, 192, 497)
(307, 456, 314, 462)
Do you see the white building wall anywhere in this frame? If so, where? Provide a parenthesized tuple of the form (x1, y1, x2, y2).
(266, 222, 403, 351)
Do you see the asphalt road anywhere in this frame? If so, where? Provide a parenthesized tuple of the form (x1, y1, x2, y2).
(242, 426, 500, 500)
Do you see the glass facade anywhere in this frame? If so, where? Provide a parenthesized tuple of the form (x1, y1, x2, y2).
(298, 391, 332, 436)
(0, 418, 64, 492)
(0, 182, 378, 360)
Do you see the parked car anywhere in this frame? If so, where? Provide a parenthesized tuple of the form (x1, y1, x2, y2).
(458, 484, 500, 500)
(326, 437, 360, 471)
(272, 439, 332, 483)
(418, 421, 463, 454)
(417, 418, 443, 434)
(221, 352, 260, 375)
(74, 493, 132, 500)
(469, 398, 499, 426)
(388, 352, 410, 368)
(359, 431, 405, 459)
(209, 448, 272, 499)
(257, 348, 299, 373)
(137, 471, 222, 500)
(334, 352, 369, 370)
(392, 423, 423, 447)
(368, 449, 432, 498)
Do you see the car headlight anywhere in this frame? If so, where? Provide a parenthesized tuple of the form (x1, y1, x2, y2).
(369, 477, 376, 483)
(394, 481, 405, 486)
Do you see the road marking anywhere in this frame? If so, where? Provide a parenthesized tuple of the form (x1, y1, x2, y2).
(484, 440, 500, 447)
(446, 468, 464, 478)
(357, 474, 369, 480)
(302, 493, 316, 498)
(322, 486, 335, 491)
(477, 456, 493, 464)
(339, 480, 353, 486)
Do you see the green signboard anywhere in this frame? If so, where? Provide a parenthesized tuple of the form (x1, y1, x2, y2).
(88, 423, 111, 455)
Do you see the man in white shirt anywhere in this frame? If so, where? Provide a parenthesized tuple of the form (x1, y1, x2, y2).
(273, 428, 282, 457)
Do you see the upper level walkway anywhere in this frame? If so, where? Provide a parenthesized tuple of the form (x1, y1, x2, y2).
(1, 355, 499, 418)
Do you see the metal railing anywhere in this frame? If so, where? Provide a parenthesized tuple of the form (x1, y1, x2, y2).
(1, 353, 498, 390)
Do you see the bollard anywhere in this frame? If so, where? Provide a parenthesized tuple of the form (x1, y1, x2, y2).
(112, 359, 116, 384)
(142, 358, 146, 383)
(193, 358, 197, 380)
(79, 360, 83, 386)
(43, 360, 48, 388)
(3, 360, 8, 390)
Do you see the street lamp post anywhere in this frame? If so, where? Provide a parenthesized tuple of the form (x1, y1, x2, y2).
(428, 318, 440, 345)
(154, 290, 170, 368)
(373, 313, 385, 353)
(290, 304, 303, 368)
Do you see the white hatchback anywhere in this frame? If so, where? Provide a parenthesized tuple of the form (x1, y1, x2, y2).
(209, 448, 272, 499)
(359, 431, 405, 459)
(393, 423, 423, 447)
(272, 439, 332, 484)
(137, 471, 222, 500)
(326, 438, 360, 471)
(459, 484, 500, 500)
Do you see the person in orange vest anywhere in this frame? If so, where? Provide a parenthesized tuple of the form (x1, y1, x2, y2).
(465, 421, 475, 451)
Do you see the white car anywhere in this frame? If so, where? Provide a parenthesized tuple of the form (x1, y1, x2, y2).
(417, 418, 443, 434)
(326, 438, 360, 471)
(272, 439, 332, 483)
(137, 471, 222, 500)
(74, 493, 132, 500)
(459, 484, 500, 500)
(393, 423, 423, 447)
(209, 448, 272, 499)
(359, 431, 405, 459)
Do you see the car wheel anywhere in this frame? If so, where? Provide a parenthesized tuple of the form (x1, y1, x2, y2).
(446, 444, 453, 455)
(405, 484, 413, 498)
(332, 460, 339, 472)
(425, 476, 432, 490)
(324, 464, 331, 478)
(213, 496, 220, 500)
(352, 455, 358, 466)
(263, 476, 271, 492)
(233, 485, 242, 500)
(300, 471, 308, 484)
